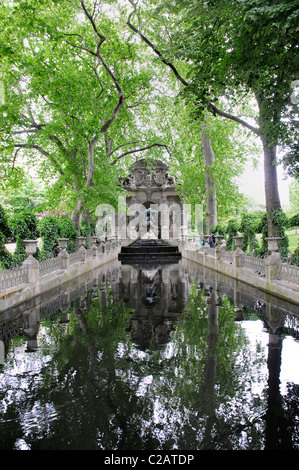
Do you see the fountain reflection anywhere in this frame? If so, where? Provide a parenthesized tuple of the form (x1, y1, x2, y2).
(0, 258, 298, 450)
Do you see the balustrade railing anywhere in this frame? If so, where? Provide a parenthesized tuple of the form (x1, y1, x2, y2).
(0, 265, 29, 292)
(241, 254, 266, 275)
(185, 239, 299, 285)
(219, 250, 234, 263)
(69, 251, 83, 265)
(40, 256, 63, 277)
(0, 238, 119, 293)
(277, 262, 299, 285)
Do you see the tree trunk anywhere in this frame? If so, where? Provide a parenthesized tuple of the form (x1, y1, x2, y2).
(71, 199, 82, 229)
(201, 125, 217, 234)
(262, 140, 282, 236)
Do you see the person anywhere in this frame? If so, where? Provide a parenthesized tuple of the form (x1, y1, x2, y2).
(208, 233, 215, 248)
(52, 242, 60, 257)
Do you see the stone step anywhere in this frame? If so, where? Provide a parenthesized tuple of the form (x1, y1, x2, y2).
(121, 245, 179, 253)
(118, 239, 181, 262)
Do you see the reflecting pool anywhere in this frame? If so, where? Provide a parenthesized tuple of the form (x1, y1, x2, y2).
(0, 259, 298, 450)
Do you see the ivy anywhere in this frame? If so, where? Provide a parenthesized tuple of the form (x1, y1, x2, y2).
(0, 204, 11, 240)
(9, 210, 40, 266)
(39, 215, 60, 259)
(225, 219, 240, 250)
(0, 230, 15, 269)
(288, 213, 299, 228)
(256, 212, 268, 257)
(291, 245, 299, 266)
(39, 214, 79, 258)
(270, 208, 289, 258)
(240, 213, 260, 253)
(58, 217, 78, 253)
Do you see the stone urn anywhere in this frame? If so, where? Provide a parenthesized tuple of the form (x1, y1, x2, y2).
(58, 238, 68, 252)
(215, 235, 224, 245)
(265, 237, 281, 254)
(23, 240, 38, 258)
(233, 236, 244, 249)
(90, 236, 97, 246)
(77, 236, 86, 248)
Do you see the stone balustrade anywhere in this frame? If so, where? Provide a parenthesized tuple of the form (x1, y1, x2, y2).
(0, 237, 121, 312)
(181, 236, 299, 305)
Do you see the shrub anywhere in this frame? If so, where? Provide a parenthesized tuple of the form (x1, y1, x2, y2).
(291, 245, 299, 266)
(225, 219, 239, 250)
(10, 210, 40, 241)
(39, 215, 60, 258)
(39, 215, 79, 258)
(240, 213, 259, 253)
(9, 211, 40, 265)
(0, 231, 16, 269)
(58, 217, 78, 253)
(0, 204, 12, 241)
(270, 208, 289, 258)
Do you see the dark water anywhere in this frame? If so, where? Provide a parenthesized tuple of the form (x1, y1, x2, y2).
(0, 259, 298, 451)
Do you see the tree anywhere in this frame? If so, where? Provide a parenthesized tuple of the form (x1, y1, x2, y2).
(0, 0, 172, 225)
(126, 0, 299, 238)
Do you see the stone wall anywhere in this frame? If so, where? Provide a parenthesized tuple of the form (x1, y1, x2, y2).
(0, 238, 120, 313)
(181, 242, 299, 306)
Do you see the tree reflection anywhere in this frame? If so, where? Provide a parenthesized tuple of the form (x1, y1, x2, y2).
(0, 277, 298, 450)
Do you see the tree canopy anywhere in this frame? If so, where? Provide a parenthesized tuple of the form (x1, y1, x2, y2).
(126, 0, 299, 235)
(0, 0, 298, 239)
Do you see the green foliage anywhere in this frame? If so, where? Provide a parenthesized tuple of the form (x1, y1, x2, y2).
(211, 222, 226, 236)
(288, 213, 299, 227)
(270, 208, 289, 258)
(39, 214, 79, 257)
(0, 231, 15, 269)
(253, 209, 290, 257)
(255, 212, 268, 257)
(290, 245, 299, 266)
(0, 203, 11, 240)
(225, 219, 240, 250)
(9, 210, 40, 242)
(8, 210, 40, 265)
(80, 220, 96, 238)
(240, 213, 260, 253)
(58, 217, 78, 253)
(39, 215, 60, 258)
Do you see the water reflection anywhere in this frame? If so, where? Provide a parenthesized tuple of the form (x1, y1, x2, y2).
(0, 259, 298, 450)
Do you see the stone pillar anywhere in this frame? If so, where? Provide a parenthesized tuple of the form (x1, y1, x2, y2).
(265, 252, 281, 282)
(215, 245, 221, 261)
(264, 237, 282, 283)
(161, 199, 169, 241)
(181, 207, 188, 241)
(58, 238, 69, 269)
(77, 237, 86, 262)
(90, 236, 98, 258)
(77, 236, 86, 249)
(100, 241, 105, 254)
(24, 305, 40, 352)
(22, 240, 39, 283)
(233, 247, 244, 268)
